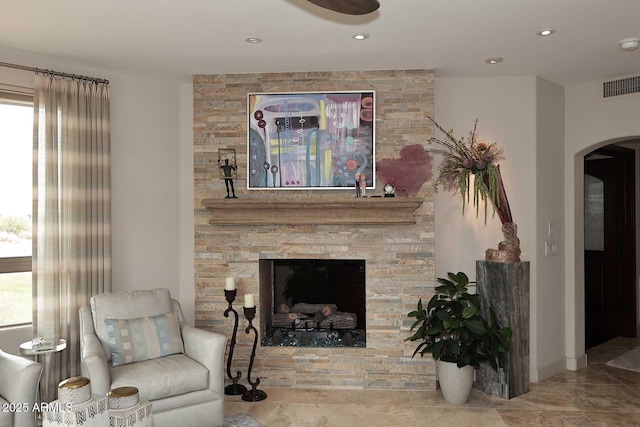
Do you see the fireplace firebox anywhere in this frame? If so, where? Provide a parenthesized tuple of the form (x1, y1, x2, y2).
(259, 259, 366, 347)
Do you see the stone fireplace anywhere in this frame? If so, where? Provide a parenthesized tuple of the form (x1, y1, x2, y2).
(193, 69, 436, 390)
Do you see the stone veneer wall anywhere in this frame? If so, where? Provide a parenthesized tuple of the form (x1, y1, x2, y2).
(193, 70, 436, 390)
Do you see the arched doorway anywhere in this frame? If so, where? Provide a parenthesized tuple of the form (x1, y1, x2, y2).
(583, 142, 637, 350)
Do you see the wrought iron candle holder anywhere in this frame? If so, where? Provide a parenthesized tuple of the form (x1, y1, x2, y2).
(223, 289, 247, 395)
(242, 306, 267, 402)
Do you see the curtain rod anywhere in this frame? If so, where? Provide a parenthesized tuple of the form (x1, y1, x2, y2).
(0, 61, 110, 85)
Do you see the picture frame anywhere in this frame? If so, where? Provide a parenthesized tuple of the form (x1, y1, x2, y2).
(247, 91, 375, 190)
(218, 148, 237, 179)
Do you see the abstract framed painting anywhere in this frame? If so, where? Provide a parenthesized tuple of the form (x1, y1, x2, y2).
(247, 91, 375, 190)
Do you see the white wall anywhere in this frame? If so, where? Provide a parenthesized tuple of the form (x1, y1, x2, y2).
(534, 77, 566, 379)
(433, 77, 537, 276)
(0, 47, 192, 351)
(565, 84, 640, 368)
(434, 76, 569, 381)
(636, 146, 640, 330)
(178, 83, 195, 325)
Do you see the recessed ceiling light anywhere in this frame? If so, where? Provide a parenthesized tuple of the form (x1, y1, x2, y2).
(245, 37, 262, 44)
(485, 57, 503, 64)
(353, 33, 369, 41)
(537, 29, 555, 36)
(619, 38, 640, 51)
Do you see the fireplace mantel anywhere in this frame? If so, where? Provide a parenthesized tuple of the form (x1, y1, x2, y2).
(201, 197, 423, 226)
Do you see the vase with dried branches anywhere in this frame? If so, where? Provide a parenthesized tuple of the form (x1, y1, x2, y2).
(428, 117, 520, 262)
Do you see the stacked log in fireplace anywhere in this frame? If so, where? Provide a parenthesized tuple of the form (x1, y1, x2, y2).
(264, 302, 362, 347)
(272, 302, 357, 331)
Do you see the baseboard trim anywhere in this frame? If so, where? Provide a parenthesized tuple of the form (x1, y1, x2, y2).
(566, 354, 588, 371)
(530, 358, 567, 382)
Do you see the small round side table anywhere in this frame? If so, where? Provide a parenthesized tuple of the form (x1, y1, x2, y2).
(20, 339, 67, 405)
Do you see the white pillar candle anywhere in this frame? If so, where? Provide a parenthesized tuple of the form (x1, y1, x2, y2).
(244, 293, 255, 308)
(225, 277, 236, 291)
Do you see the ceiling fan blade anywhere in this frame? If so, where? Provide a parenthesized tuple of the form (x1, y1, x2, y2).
(305, 0, 380, 15)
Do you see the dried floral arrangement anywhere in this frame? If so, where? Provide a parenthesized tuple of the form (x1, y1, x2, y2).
(427, 117, 512, 225)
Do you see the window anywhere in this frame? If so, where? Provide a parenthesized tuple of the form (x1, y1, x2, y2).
(0, 85, 33, 326)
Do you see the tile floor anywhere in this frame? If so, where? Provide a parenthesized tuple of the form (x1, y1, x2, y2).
(224, 336, 640, 426)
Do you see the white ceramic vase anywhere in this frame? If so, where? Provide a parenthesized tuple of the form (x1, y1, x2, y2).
(437, 360, 475, 404)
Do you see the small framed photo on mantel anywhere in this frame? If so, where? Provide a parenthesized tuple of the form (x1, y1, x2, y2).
(218, 148, 237, 179)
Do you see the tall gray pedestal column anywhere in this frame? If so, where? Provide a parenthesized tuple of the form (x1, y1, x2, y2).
(474, 261, 530, 399)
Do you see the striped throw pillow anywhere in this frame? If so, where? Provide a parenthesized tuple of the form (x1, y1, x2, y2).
(104, 312, 184, 367)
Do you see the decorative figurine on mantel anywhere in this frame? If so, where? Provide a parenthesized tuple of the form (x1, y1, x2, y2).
(359, 174, 367, 197)
(383, 183, 396, 197)
(218, 148, 238, 199)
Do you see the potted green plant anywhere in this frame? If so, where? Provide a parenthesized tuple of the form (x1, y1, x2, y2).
(406, 271, 512, 404)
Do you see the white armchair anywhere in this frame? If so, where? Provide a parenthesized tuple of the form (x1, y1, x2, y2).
(79, 288, 227, 427)
(0, 347, 43, 427)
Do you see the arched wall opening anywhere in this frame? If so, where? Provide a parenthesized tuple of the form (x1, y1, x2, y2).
(571, 136, 640, 365)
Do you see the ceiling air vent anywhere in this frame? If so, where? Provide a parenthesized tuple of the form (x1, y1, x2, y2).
(603, 75, 640, 98)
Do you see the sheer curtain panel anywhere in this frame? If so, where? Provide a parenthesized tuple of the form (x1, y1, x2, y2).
(33, 73, 111, 399)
